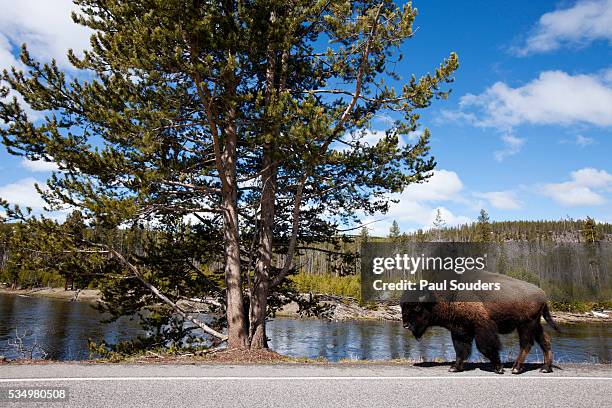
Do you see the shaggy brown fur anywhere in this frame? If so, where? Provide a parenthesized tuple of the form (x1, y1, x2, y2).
(400, 273, 559, 374)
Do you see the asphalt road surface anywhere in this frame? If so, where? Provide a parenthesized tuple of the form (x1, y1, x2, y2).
(1, 363, 610, 407)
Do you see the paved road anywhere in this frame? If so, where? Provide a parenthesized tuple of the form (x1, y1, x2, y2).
(1, 363, 610, 407)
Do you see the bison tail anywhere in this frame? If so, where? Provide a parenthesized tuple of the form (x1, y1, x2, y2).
(543, 303, 560, 332)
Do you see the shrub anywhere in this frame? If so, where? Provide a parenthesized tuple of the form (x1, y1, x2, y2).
(289, 273, 361, 299)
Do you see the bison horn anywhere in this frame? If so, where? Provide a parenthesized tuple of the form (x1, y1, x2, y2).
(418, 291, 435, 303)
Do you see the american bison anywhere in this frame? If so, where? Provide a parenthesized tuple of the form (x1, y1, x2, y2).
(400, 272, 559, 374)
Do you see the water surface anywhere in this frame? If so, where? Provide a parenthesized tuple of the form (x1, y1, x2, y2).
(1, 293, 610, 363)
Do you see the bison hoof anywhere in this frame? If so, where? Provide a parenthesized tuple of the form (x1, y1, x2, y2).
(540, 366, 553, 373)
(511, 367, 524, 375)
(448, 366, 463, 373)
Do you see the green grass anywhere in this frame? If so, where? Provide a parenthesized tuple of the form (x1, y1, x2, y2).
(289, 273, 361, 299)
(548, 300, 612, 313)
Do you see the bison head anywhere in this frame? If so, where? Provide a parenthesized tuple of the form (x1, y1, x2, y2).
(400, 290, 436, 340)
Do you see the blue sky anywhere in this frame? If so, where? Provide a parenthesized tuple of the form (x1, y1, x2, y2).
(0, 0, 611, 235)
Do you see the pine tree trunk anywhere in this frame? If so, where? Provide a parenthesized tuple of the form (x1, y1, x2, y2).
(222, 102, 248, 350)
(249, 38, 284, 350)
(250, 142, 276, 349)
(249, 279, 269, 349)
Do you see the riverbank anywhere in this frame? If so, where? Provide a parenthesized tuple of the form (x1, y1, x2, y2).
(2, 338, 611, 368)
(275, 294, 612, 325)
(0, 287, 101, 303)
(2, 287, 611, 325)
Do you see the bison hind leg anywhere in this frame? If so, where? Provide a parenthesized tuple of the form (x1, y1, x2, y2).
(534, 324, 554, 373)
(512, 322, 536, 374)
(475, 326, 504, 374)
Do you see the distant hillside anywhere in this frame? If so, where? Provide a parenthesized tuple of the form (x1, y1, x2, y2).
(280, 218, 612, 278)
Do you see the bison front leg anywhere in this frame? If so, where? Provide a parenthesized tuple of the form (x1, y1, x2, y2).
(475, 326, 504, 374)
(449, 330, 473, 372)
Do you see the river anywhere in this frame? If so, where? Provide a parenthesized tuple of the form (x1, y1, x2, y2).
(0, 293, 610, 363)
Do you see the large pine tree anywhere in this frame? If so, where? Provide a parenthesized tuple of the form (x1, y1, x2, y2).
(1, 0, 458, 350)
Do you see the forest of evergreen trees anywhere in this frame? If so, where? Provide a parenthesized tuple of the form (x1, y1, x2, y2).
(394, 216, 612, 244)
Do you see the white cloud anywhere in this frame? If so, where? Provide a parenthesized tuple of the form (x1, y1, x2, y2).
(361, 170, 471, 236)
(457, 70, 612, 129)
(570, 167, 612, 187)
(441, 69, 612, 160)
(516, 0, 612, 56)
(406, 129, 425, 142)
(374, 114, 395, 126)
(473, 191, 522, 210)
(361, 130, 393, 147)
(0, 177, 47, 210)
(0, 33, 20, 69)
(335, 128, 425, 152)
(363, 205, 471, 237)
(20, 158, 59, 172)
(401, 169, 464, 202)
(0, 0, 91, 69)
(541, 168, 612, 206)
(561, 134, 595, 147)
(494, 134, 525, 162)
(182, 211, 214, 225)
(542, 184, 605, 206)
(334, 130, 386, 152)
(0, 1, 91, 120)
(575, 135, 594, 146)
(425, 207, 471, 228)
(0, 32, 41, 119)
